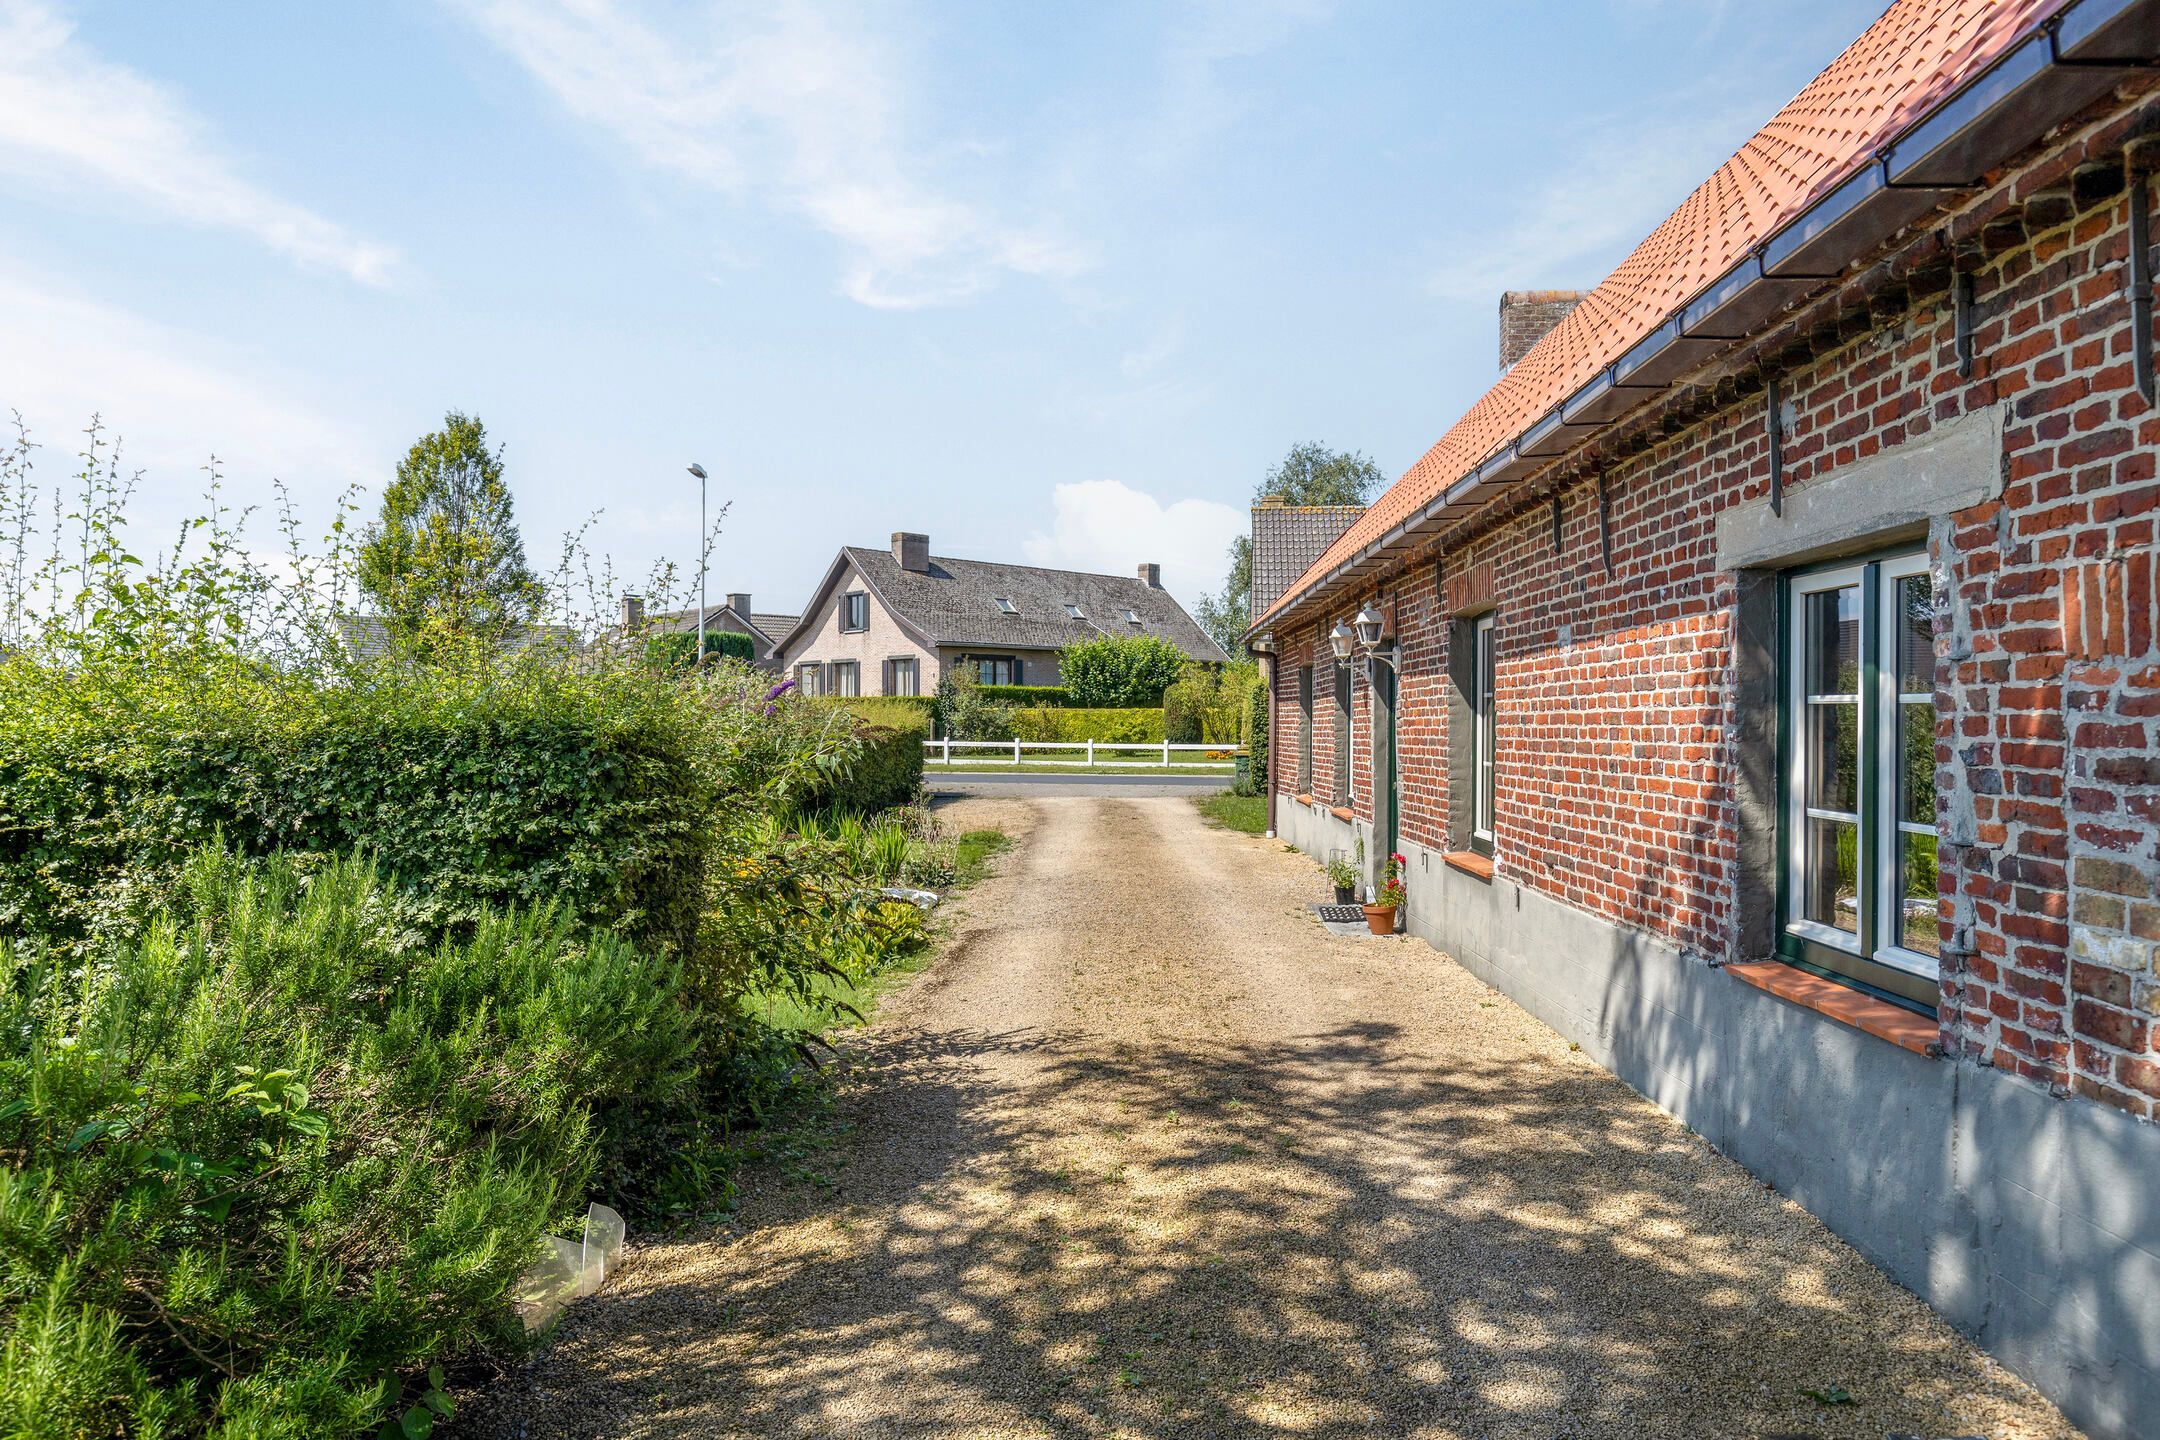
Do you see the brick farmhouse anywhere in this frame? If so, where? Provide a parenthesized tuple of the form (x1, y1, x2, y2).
(1250, 1, 2160, 1433)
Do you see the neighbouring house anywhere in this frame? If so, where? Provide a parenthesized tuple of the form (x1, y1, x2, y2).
(775, 532, 1228, 696)
(1250, 3, 2160, 1436)
(614, 593, 798, 672)
(1243, 496, 1365, 664)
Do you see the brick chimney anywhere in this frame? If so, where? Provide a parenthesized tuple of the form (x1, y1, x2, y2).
(619, 594, 645, 631)
(1138, 562, 1162, 588)
(893, 532, 930, 572)
(1499, 290, 1587, 372)
(725, 591, 751, 616)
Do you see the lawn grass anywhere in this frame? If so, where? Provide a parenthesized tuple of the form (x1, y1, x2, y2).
(1194, 791, 1268, 834)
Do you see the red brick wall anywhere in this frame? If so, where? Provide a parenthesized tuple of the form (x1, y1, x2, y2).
(1272, 92, 2160, 1121)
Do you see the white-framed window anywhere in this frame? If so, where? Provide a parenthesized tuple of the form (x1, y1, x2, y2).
(827, 660, 860, 697)
(992, 597, 1017, 616)
(1123, 609, 1142, 626)
(1782, 549, 1939, 1007)
(794, 662, 823, 696)
(1471, 613, 1496, 851)
(841, 592, 869, 632)
(1065, 603, 1086, 620)
(883, 656, 919, 696)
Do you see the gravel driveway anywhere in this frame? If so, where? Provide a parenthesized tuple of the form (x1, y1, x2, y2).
(470, 796, 2079, 1440)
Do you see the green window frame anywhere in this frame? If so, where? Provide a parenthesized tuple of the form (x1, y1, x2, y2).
(1778, 548, 1941, 1011)
(1297, 665, 1314, 794)
(1331, 656, 1352, 804)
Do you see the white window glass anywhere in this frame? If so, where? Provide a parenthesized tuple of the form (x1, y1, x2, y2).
(1782, 550, 1939, 1003)
(1473, 614, 1496, 847)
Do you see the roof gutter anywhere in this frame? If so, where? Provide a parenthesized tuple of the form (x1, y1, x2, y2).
(1253, 0, 2160, 639)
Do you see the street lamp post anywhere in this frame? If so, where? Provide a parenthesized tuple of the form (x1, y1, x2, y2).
(687, 463, 708, 664)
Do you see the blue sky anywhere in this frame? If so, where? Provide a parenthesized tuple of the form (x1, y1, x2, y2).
(0, 0, 1887, 619)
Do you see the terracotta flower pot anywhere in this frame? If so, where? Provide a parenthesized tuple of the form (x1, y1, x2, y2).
(1362, 904, 1397, 935)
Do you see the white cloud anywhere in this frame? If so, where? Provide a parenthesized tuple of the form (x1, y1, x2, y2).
(1022, 478, 1242, 608)
(458, 0, 1089, 309)
(0, 257, 374, 525)
(0, 0, 397, 285)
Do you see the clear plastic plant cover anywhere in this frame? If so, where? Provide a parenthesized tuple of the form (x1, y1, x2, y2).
(512, 1203, 627, 1333)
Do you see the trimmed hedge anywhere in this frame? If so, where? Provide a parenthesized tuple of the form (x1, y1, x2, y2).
(0, 654, 728, 956)
(800, 698, 929, 812)
(978, 683, 1070, 707)
(1009, 706, 1165, 744)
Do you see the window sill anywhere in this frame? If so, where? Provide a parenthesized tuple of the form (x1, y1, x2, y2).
(1294, 793, 1314, 807)
(1329, 805, 1356, 823)
(1442, 851, 1494, 881)
(1724, 962, 1939, 1057)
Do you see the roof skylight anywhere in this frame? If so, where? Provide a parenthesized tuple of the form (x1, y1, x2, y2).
(993, 597, 1017, 615)
(1065, 603, 1085, 619)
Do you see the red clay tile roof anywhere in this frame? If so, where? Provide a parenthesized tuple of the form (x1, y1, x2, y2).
(1261, 0, 2063, 627)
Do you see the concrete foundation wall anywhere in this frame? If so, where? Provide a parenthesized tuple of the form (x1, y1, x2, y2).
(1377, 836, 2160, 1440)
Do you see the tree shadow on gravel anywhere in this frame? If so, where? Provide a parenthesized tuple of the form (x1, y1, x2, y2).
(472, 1021, 2070, 1440)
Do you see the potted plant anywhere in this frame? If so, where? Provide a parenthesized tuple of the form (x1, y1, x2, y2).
(1364, 852, 1407, 934)
(1325, 852, 1359, 905)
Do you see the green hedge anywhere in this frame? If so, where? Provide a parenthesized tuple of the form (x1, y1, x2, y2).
(1008, 706, 1165, 744)
(797, 698, 928, 812)
(0, 654, 725, 956)
(979, 683, 1070, 707)
(0, 848, 698, 1438)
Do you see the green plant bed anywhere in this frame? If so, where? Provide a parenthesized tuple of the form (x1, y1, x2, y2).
(0, 849, 702, 1438)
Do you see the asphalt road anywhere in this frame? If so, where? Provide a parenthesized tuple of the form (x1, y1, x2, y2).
(925, 770, 1230, 797)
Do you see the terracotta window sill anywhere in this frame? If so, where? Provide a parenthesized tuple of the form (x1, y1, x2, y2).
(1724, 962, 1939, 1057)
(1329, 805, 1356, 823)
(1294, 793, 1314, 806)
(1442, 851, 1495, 881)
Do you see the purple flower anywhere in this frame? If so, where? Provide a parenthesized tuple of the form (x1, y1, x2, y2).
(762, 677, 797, 714)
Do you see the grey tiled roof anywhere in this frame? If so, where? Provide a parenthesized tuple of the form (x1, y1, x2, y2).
(646, 606, 798, 645)
(1249, 505, 1364, 625)
(841, 547, 1229, 663)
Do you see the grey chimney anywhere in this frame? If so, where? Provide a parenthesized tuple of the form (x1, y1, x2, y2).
(619, 594, 645, 631)
(725, 591, 752, 616)
(1498, 290, 1587, 372)
(1138, 562, 1162, 588)
(893, 532, 930, 572)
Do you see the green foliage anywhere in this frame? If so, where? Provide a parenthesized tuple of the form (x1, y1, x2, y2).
(815, 695, 935, 729)
(1197, 442, 1386, 654)
(977, 684, 1070, 707)
(799, 724, 924, 815)
(0, 648, 854, 959)
(1246, 680, 1270, 791)
(645, 629, 755, 673)
(1258, 442, 1386, 507)
(932, 667, 1015, 741)
(1058, 634, 1188, 708)
(1008, 707, 1165, 744)
(1164, 660, 1261, 745)
(0, 849, 698, 1439)
(356, 412, 541, 654)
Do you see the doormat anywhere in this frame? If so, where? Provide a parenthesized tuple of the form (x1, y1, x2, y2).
(1310, 903, 1370, 936)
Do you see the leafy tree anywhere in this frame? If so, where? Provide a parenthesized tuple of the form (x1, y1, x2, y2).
(1197, 442, 1387, 655)
(1059, 633, 1189, 708)
(357, 412, 541, 652)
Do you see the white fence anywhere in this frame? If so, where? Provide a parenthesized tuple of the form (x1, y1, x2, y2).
(924, 738, 1236, 770)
